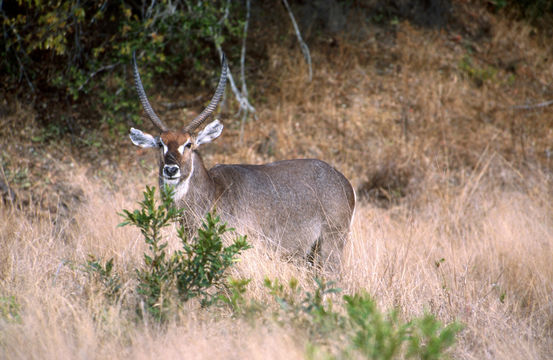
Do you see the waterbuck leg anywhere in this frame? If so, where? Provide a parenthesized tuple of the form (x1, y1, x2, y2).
(306, 237, 322, 269)
(318, 228, 347, 275)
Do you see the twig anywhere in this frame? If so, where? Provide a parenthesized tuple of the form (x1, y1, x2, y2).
(145, 0, 156, 19)
(15, 51, 34, 93)
(52, 260, 67, 286)
(510, 99, 553, 110)
(281, 0, 312, 82)
(71, 0, 83, 65)
(214, 44, 256, 115)
(240, 0, 250, 101)
(239, 0, 251, 141)
(0, 166, 17, 208)
(211, 1, 256, 122)
(218, 0, 231, 26)
(77, 62, 119, 91)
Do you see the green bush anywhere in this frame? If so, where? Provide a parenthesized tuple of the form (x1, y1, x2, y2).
(265, 279, 462, 360)
(265, 277, 344, 338)
(85, 256, 122, 302)
(1, 1, 244, 131)
(119, 185, 250, 321)
(0, 295, 21, 324)
(343, 293, 462, 359)
(344, 293, 409, 359)
(405, 313, 462, 360)
(458, 55, 497, 87)
(216, 277, 264, 319)
(173, 212, 251, 305)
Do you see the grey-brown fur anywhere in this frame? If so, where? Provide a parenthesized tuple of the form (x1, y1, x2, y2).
(178, 152, 355, 270)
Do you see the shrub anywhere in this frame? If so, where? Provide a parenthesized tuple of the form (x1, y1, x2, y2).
(0, 295, 21, 324)
(265, 277, 344, 338)
(344, 293, 410, 359)
(266, 279, 462, 359)
(85, 256, 122, 302)
(216, 277, 264, 319)
(119, 185, 250, 321)
(173, 212, 251, 305)
(1, 1, 244, 132)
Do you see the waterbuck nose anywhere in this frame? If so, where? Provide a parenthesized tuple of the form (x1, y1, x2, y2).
(163, 165, 179, 178)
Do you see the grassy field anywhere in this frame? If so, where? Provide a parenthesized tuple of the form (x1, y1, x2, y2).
(1, 4, 553, 359)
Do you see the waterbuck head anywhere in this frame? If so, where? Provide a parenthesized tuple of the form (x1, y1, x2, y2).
(128, 52, 227, 187)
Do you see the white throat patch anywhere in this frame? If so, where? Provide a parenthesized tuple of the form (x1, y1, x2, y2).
(175, 157, 194, 200)
(164, 178, 179, 186)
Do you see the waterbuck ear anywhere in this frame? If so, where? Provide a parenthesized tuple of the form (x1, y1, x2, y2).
(129, 128, 158, 148)
(195, 120, 223, 146)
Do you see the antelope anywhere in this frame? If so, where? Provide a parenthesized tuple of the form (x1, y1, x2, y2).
(129, 53, 355, 271)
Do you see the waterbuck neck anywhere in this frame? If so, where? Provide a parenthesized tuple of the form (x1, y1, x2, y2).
(173, 151, 215, 209)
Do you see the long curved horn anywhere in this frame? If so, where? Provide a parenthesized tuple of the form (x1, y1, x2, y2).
(132, 52, 168, 132)
(183, 53, 228, 133)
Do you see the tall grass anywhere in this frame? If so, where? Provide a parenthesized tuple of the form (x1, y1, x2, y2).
(1, 164, 552, 359)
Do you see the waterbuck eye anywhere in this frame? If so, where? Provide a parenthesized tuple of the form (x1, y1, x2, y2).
(178, 141, 191, 155)
(158, 139, 168, 154)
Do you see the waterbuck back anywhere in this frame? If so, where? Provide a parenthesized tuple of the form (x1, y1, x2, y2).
(207, 158, 355, 269)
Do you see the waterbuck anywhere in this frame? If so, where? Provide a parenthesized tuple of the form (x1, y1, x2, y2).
(129, 53, 355, 271)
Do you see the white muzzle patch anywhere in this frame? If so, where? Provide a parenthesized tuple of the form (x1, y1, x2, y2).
(162, 164, 181, 186)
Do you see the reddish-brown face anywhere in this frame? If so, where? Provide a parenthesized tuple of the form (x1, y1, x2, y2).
(129, 119, 224, 187)
(158, 131, 194, 186)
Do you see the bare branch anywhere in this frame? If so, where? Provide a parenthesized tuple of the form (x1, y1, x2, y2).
(215, 44, 256, 115)
(77, 63, 119, 91)
(281, 0, 312, 82)
(145, 0, 156, 19)
(218, 0, 231, 26)
(238, 0, 252, 141)
(211, 1, 256, 121)
(15, 51, 34, 93)
(240, 0, 250, 100)
(510, 99, 553, 110)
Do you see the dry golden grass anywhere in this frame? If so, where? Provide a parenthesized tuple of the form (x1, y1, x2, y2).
(1, 163, 553, 359)
(2, 7, 553, 359)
